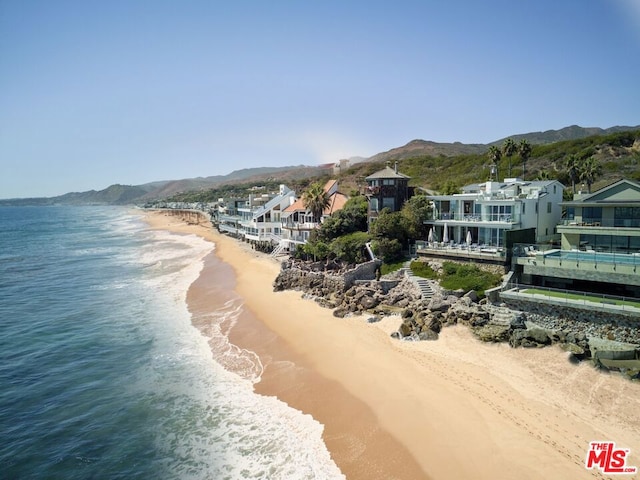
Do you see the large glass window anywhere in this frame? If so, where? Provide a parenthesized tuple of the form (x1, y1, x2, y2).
(370, 198, 379, 212)
(488, 205, 512, 221)
(582, 207, 602, 224)
(383, 179, 395, 186)
(614, 207, 640, 227)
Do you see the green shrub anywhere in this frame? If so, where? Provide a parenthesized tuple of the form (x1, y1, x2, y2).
(330, 232, 370, 264)
(372, 237, 403, 263)
(439, 262, 502, 297)
(410, 261, 438, 279)
(380, 261, 405, 275)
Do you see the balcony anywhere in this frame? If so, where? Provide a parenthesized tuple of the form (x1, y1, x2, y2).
(281, 221, 318, 231)
(427, 213, 519, 224)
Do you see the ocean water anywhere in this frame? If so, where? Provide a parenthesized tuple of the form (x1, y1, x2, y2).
(0, 206, 344, 480)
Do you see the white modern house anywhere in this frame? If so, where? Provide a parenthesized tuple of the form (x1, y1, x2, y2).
(421, 178, 564, 255)
(216, 198, 250, 237)
(239, 184, 296, 243)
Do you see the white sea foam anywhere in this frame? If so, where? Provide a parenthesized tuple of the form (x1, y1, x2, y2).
(126, 214, 345, 480)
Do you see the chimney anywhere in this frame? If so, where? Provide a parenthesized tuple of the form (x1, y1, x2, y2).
(394, 161, 398, 173)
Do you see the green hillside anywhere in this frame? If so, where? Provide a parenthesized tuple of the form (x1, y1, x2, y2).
(161, 129, 640, 204)
(337, 129, 640, 195)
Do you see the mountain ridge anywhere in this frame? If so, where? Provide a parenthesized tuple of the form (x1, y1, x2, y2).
(2, 124, 638, 205)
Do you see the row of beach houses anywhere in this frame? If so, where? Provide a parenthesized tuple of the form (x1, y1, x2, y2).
(206, 163, 640, 300)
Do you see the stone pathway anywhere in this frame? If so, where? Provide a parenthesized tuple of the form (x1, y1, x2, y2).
(402, 260, 434, 301)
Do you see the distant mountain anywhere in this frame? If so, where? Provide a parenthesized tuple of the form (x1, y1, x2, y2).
(365, 139, 487, 164)
(360, 125, 640, 164)
(489, 124, 640, 146)
(0, 165, 313, 206)
(142, 166, 312, 200)
(3, 124, 639, 206)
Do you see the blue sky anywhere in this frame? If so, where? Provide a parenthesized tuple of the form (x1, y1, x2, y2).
(1, 0, 639, 198)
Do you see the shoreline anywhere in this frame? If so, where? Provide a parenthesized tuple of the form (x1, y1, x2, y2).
(143, 209, 640, 479)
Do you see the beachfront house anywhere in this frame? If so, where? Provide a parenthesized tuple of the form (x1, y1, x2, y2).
(364, 162, 412, 226)
(512, 178, 640, 297)
(418, 178, 564, 261)
(239, 184, 296, 245)
(274, 180, 349, 255)
(215, 197, 249, 237)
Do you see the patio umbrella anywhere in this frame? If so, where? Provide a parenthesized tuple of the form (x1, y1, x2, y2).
(428, 228, 434, 244)
(443, 223, 449, 244)
(466, 230, 472, 246)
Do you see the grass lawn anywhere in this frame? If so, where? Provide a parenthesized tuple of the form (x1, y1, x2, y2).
(521, 288, 640, 309)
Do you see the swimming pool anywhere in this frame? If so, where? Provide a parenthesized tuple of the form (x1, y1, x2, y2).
(545, 249, 640, 266)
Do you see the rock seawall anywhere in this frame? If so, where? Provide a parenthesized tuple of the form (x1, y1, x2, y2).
(272, 259, 640, 379)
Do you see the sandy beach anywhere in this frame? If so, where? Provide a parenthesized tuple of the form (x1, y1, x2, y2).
(144, 209, 640, 480)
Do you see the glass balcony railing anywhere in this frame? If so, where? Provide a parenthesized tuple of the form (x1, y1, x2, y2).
(431, 213, 519, 223)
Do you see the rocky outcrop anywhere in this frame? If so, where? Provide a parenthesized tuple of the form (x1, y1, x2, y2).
(272, 258, 639, 377)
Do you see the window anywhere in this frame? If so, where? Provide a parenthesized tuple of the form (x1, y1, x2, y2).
(582, 207, 602, 225)
(614, 207, 640, 227)
(370, 198, 379, 212)
(383, 179, 395, 186)
(488, 205, 512, 221)
(382, 197, 395, 210)
(547, 202, 552, 214)
(566, 207, 575, 221)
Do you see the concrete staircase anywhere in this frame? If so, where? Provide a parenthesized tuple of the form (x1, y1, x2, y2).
(270, 239, 289, 257)
(402, 260, 435, 301)
(482, 304, 517, 326)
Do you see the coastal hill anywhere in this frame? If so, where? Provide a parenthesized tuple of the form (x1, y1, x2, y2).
(0, 165, 321, 206)
(2, 124, 639, 206)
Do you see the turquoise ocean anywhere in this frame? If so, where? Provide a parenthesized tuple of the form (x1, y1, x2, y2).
(0, 206, 344, 480)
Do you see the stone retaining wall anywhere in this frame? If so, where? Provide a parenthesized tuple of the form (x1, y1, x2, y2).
(274, 259, 381, 293)
(501, 298, 640, 345)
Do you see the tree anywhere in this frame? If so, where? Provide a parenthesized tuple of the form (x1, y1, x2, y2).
(317, 196, 367, 240)
(330, 232, 370, 264)
(440, 180, 460, 195)
(369, 208, 410, 246)
(400, 194, 432, 241)
(579, 156, 602, 193)
(502, 138, 517, 177)
(371, 237, 403, 263)
(302, 182, 330, 223)
(565, 154, 581, 194)
(302, 236, 331, 261)
(535, 170, 551, 181)
(518, 139, 532, 180)
(487, 146, 502, 180)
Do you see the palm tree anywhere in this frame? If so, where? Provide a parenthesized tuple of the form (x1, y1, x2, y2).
(502, 138, 517, 177)
(302, 182, 330, 223)
(518, 139, 532, 180)
(487, 145, 502, 181)
(565, 154, 581, 194)
(579, 157, 602, 193)
(535, 170, 551, 181)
